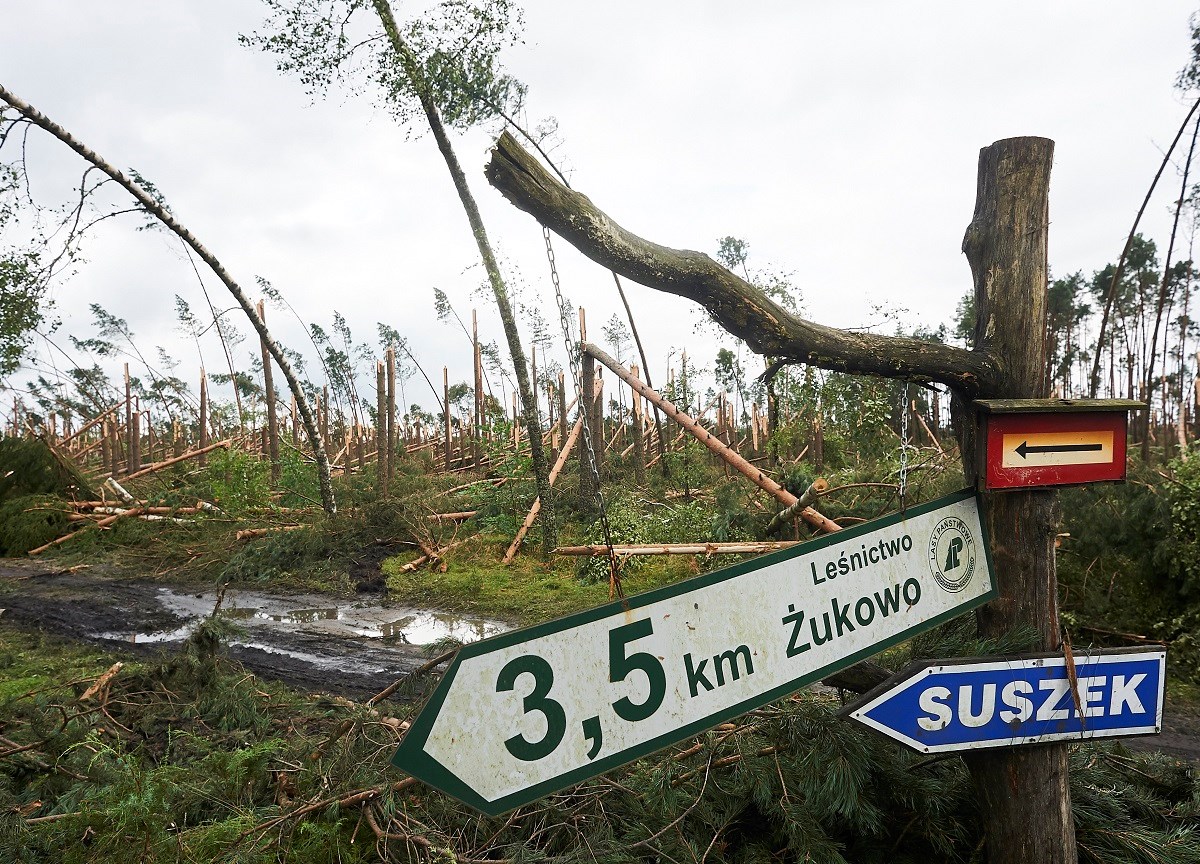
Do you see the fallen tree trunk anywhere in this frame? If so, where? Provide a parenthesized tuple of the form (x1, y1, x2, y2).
(121, 439, 231, 481)
(583, 342, 841, 535)
(554, 541, 802, 556)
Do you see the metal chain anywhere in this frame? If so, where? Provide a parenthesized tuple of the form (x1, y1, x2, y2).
(898, 382, 911, 510)
(543, 225, 624, 598)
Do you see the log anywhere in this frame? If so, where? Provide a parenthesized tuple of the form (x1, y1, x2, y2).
(121, 439, 232, 481)
(427, 511, 477, 521)
(554, 541, 802, 556)
(583, 342, 841, 534)
(235, 525, 305, 541)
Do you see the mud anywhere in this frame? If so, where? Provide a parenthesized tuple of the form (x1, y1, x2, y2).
(0, 559, 508, 702)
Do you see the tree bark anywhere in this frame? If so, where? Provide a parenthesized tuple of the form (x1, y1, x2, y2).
(0, 83, 337, 513)
(257, 302, 281, 487)
(486, 131, 998, 394)
(371, 0, 554, 552)
(957, 137, 1077, 863)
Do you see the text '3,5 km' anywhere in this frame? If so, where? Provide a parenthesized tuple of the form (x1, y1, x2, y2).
(393, 490, 996, 815)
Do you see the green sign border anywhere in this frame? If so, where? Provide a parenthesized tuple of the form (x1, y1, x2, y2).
(393, 488, 997, 815)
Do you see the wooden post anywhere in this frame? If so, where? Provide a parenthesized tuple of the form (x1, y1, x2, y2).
(631, 364, 646, 484)
(385, 348, 396, 482)
(257, 301, 281, 486)
(376, 361, 388, 497)
(592, 372, 605, 478)
(956, 137, 1076, 863)
(443, 365, 452, 471)
(473, 309, 483, 467)
(101, 419, 111, 477)
(579, 309, 597, 510)
(130, 397, 141, 473)
(123, 364, 134, 472)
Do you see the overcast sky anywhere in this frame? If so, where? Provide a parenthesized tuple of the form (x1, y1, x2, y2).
(2, 1, 1198, 417)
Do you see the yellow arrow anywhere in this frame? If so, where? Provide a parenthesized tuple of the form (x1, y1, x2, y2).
(1001, 431, 1113, 468)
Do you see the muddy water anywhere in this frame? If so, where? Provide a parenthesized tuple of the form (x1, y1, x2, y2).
(144, 588, 508, 645)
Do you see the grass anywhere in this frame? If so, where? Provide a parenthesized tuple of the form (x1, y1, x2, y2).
(382, 532, 705, 626)
(2, 620, 1198, 864)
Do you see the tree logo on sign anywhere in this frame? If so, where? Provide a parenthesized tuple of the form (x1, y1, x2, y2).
(928, 516, 976, 593)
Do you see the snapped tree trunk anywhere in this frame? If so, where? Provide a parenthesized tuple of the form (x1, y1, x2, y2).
(0, 83, 337, 514)
(371, 0, 555, 553)
(956, 137, 1077, 863)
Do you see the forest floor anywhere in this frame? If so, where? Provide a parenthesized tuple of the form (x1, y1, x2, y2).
(2, 556, 1200, 761)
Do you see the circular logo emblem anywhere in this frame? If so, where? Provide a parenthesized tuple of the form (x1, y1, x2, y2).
(928, 516, 976, 593)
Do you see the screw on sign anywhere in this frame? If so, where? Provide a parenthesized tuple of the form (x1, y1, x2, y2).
(393, 490, 997, 815)
(974, 399, 1145, 491)
(841, 648, 1165, 753)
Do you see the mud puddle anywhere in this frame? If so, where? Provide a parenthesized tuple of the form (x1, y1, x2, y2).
(0, 562, 510, 701)
(106, 587, 507, 647)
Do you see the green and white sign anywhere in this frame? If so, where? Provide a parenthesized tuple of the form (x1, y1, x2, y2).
(393, 489, 996, 815)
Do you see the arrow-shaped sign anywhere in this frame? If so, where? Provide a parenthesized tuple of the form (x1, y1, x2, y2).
(1014, 440, 1103, 459)
(1000, 430, 1113, 469)
(393, 490, 996, 815)
(842, 648, 1165, 753)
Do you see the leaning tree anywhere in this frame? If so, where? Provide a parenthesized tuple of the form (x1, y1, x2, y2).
(487, 131, 1075, 863)
(0, 84, 338, 514)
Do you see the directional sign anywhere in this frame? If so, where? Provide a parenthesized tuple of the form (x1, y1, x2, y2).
(393, 490, 996, 815)
(842, 648, 1165, 753)
(981, 406, 1132, 490)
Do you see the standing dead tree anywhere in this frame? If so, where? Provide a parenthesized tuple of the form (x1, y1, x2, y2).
(0, 83, 337, 514)
(486, 131, 1073, 863)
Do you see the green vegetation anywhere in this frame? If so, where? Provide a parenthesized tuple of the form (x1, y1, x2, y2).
(2, 599, 1198, 863)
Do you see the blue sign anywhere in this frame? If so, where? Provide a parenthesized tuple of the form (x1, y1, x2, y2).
(842, 648, 1165, 753)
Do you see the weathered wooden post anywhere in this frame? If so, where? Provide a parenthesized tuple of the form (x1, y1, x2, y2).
(954, 137, 1076, 862)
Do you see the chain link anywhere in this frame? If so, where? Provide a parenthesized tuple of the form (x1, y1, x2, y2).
(543, 225, 624, 598)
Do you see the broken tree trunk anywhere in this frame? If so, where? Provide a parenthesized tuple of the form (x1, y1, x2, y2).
(122, 439, 232, 481)
(583, 342, 840, 534)
(956, 137, 1076, 863)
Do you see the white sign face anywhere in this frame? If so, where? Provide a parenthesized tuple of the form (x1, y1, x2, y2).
(394, 490, 996, 815)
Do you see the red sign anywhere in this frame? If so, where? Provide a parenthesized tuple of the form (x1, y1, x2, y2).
(983, 411, 1128, 490)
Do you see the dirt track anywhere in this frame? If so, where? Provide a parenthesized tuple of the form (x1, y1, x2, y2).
(0, 560, 504, 701)
(1, 558, 1198, 760)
